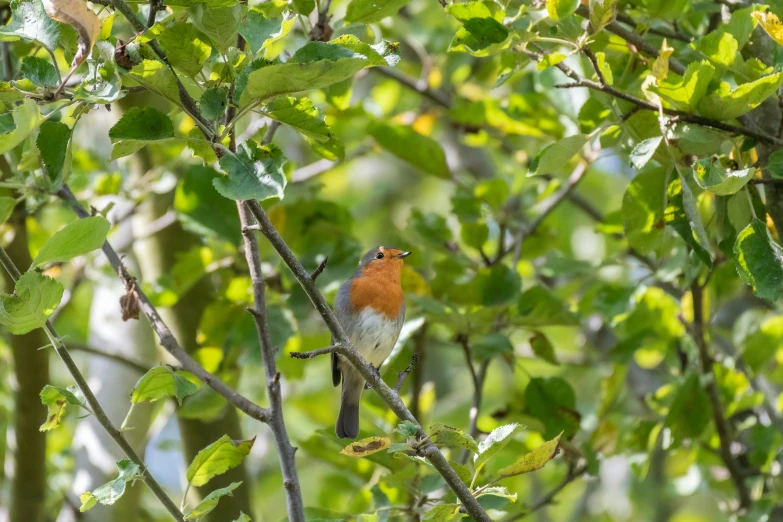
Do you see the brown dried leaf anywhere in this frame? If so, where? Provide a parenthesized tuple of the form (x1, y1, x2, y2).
(340, 436, 391, 457)
(42, 0, 100, 66)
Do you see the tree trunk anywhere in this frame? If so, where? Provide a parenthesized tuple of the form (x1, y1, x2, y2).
(3, 209, 49, 522)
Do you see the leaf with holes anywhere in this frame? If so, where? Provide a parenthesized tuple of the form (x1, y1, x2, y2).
(80, 460, 140, 511)
(39, 384, 85, 431)
(0, 272, 63, 335)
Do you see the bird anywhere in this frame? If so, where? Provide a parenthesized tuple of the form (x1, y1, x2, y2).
(332, 246, 411, 439)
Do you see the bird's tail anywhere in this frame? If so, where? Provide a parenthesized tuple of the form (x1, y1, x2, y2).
(336, 369, 364, 439)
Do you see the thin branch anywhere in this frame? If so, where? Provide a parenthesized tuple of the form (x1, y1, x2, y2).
(456, 334, 489, 464)
(0, 247, 185, 522)
(238, 203, 305, 522)
(372, 67, 451, 108)
(502, 464, 589, 521)
(311, 0, 332, 41)
(519, 46, 783, 146)
(244, 200, 493, 522)
(57, 185, 272, 424)
(290, 345, 341, 359)
(394, 352, 420, 393)
(67, 343, 151, 374)
(574, 5, 687, 75)
(690, 281, 751, 509)
(310, 257, 328, 280)
(107, 0, 213, 136)
(615, 12, 691, 43)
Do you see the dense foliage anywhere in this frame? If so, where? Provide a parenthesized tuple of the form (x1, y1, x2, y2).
(1, 0, 783, 520)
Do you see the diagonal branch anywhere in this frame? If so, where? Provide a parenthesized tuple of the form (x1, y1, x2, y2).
(57, 185, 272, 424)
(243, 199, 493, 522)
(0, 247, 185, 522)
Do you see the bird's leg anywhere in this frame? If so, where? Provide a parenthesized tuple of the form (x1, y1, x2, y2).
(364, 364, 382, 389)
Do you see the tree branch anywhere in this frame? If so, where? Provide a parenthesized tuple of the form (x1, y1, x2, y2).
(0, 246, 185, 522)
(238, 203, 305, 522)
(456, 334, 490, 464)
(243, 200, 493, 522)
(372, 67, 451, 108)
(502, 463, 589, 521)
(394, 352, 420, 393)
(519, 45, 783, 146)
(68, 343, 151, 374)
(290, 345, 341, 359)
(310, 257, 328, 280)
(690, 281, 751, 509)
(57, 185, 272, 424)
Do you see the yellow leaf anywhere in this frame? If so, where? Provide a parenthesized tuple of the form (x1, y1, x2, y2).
(42, 0, 100, 66)
(79, 492, 97, 512)
(753, 11, 783, 46)
(340, 436, 391, 457)
(652, 39, 674, 81)
(497, 431, 562, 478)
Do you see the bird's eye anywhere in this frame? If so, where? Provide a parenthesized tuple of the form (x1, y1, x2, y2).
(375, 252, 384, 259)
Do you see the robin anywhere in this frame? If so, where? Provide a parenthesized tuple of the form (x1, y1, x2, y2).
(332, 246, 412, 439)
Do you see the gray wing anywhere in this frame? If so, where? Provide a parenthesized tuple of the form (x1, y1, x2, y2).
(331, 279, 354, 387)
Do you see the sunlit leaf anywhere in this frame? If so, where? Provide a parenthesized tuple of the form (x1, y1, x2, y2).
(184, 482, 243, 520)
(39, 384, 84, 431)
(186, 435, 255, 487)
(497, 432, 562, 478)
(0, 271, 63, 335)
(130, 366, 198, 405)
(340, 436, 392, 457)
(32, 216, 110, 268)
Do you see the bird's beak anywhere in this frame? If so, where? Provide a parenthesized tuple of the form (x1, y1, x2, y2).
(397, 251, 412, 259)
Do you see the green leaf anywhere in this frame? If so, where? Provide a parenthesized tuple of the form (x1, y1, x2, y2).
(665, 174, 712, 267)
(345, 0, 410, 24)
(0, 271, 63, 335)
(0, 0, 59, 52)
(214, 141, 287, 201)
(767, 149, 783, 179)
(546, 0, 578, 21)
(0, 99, 41, 154)
(649, 62, 714, 112)
(36, 120, 71, 182)
(157, 21, 212, 77)
(84, 460, 140, 509)
(20, 56, 58, 87)
(231, 513, 251, 522)
(743, 316, 783, 372)
(410, 210, 452, 245)
(693, 31, 738, 71)
(530, 331, 560, 365)
(125, 60, 182, 107)
(243, 36, 399, 104)
(517, 287, 579, 326)
(238, 9, 294, 56)
(474, 423, 523, 470)
(532, 134, 586, 175)
(429, 423, 478, 453)
(186, 435, 255, 487)
(497, 431, 562, 478)
(449, 8, 511, 57)
(189, 3, 242, 53)
(369, 120, 450, 179)
(200, 86, 229, 121)
(109, 107, 174, 142)
(461, 222, 489, 249)
(265, 96, 331, 142)
(588, 0, 617, 33)
(734, 219, 783, 301)
(130, 366, 198, 405)
(79, 492, 97, 512)
(698, 73, 783, 121)
(629, 137, 662, 170)
(622, 168, 666, 253)
(525, 377, 580, 439)
(665, 371, 711, 442)
(291, 0, 314, 14)
(0, 112, 15, 134)
(175, 165, 242, 244)
(39, 384, 84, 431)
(693, 156, 756, 195)
(423, 503, 459, 522)
(0, 197, 16, 224)
(184, 482, 243, 520)
(473, 332, 514, 361)
(32, 216, 110, 268)
(396, 420, 419, 437)
(477, 264, 521, 306)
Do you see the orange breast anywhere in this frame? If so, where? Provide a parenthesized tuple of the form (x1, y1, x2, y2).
(349, 276, 404, 319)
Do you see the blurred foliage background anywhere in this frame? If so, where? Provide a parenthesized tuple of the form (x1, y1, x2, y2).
(1, 0, 783, 520)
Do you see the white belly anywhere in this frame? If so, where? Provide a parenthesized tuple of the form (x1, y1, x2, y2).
(349, 307, 402, 367)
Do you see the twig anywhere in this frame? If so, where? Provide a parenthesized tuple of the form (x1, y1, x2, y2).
(502, 464, 588, 521)
(57, 186, 272, 424)
(690, 282, 751, 508)
(310, 257, 328, 280)
(243, 200, 493, 522)
(147, 0, 164, 29)
(456, 334, 489, 464)
(394, 352, 420, 392)
(615, 12, 691, 42)
(290, 345, 341, 359)
(0, 247, 185, 522)
(749, 178, 783, 185)
(311, 0, 332, 41)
